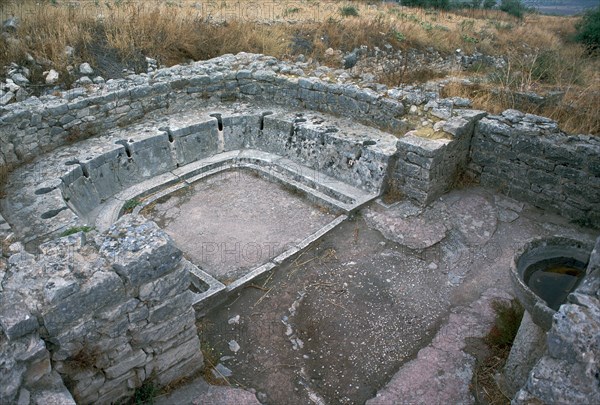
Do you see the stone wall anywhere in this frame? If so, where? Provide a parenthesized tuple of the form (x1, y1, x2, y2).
(0, 53, 405, 173)
(2, 53, 597, 226)
(394, 109, 485, 204)
(1, 52, 599, 405)
(0, 305, 74, 404)
(470, 110, 600, 228)
(0, 104, 397, 247)
(0, 215, 202, 404)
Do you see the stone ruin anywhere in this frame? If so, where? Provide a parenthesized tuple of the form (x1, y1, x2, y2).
(0, 53, 598, 404)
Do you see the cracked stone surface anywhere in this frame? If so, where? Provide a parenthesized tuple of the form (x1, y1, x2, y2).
(446, 194, 497, 246)
(363, 203, 447, 250)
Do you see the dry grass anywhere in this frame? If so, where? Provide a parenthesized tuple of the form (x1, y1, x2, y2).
(473, 347, 512, 405)
(0, 0, 598, 134)
(0, 1, 586, 64)
(471, 300, 524, 405)
(381, 177, 403, 205)
(441, 57, 600, 135)
(101, 3, 290, 64)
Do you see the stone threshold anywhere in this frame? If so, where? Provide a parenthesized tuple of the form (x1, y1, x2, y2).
(188, 214, 347, 316)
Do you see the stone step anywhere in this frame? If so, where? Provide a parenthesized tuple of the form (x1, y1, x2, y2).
(1, 103, 390, 247)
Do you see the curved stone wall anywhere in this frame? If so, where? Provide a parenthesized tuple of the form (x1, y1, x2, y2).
(0, 53, 406, 172)
(513, 236, 600, 404)
(1, 102, 398, 246)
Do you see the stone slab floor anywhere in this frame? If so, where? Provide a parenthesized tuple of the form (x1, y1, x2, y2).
(155, 186, 597, 405)
(141, 169, 336, 283)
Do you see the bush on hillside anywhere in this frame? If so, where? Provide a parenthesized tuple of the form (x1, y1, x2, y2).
(575, 7, 600, 52)
(499, 0, 526, 18)
(401, 0, 450, 10)
(483, 0, 497, 9)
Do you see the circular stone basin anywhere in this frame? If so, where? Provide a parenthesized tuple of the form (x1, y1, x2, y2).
(511, 236, 592, 330)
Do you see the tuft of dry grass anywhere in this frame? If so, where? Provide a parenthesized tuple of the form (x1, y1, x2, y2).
(381, 177, 403, 205)
(377, 62, 448, 87)
(471, 299, 524, 405)
(294, 16, 404, 60)
(473, 348, 512, 405)
(67, 346, 101, 371)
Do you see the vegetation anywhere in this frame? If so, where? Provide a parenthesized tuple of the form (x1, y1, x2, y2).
(340, 5, 359, 17)
(131, 380, 158, 405)
(401, 0, 450, 10)
(575, 7, 600, 52)
(67, 346, 101, 371)
(499, 0, 527, 18)
(60, 225, 94, 237)
(123, 198, 142, 213)
(483, 0, 497, 9)
(473, 299, 524, 404)
(485, 299, 524, 348)
(0, 0, 598, 134)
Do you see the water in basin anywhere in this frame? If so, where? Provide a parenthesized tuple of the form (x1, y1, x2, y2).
(524, 257, 586, 311)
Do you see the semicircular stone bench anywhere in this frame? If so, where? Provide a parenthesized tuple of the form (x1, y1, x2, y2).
(1, 103, 399, 247)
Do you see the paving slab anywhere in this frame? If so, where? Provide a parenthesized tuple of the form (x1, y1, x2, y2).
(367, 288, 512, 405)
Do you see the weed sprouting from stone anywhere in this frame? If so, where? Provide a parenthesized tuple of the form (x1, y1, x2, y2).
(60, 225, 94, 237)
(382, 177, 403, 205)
(473, 299, 524, 403)
(451, 169, 478, 190)
(132, 380, 158, 405)
(123, 198, 142, 213)
(67, 346, 101, 371)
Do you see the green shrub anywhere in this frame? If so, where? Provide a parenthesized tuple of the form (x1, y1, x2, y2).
(132, 380, 158, 405)
(393, 30, 406, 42)
(499, 0, 526, 18)
(470, 0, 483, 9)
(284, 7, 301, 17)
(462, 34, 479, 43)
(340, 6, 359, 17)
(483, 0, 496, 9)
(430, 0, 450, 10)
(402, 0, 426, 7)
(401, 0, 450, 9)
(575, 7, 600, 52)
(123, 198, 142, 213)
